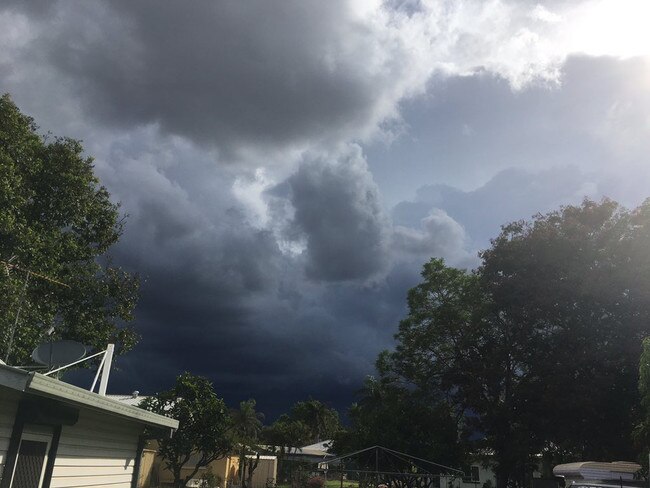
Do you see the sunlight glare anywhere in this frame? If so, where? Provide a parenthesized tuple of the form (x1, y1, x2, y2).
(568, 0, 650, 59)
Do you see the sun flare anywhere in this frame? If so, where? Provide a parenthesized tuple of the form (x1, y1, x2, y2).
(567, 0, 650, 59)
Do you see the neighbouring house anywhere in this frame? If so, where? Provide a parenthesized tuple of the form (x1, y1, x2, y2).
(0, 363, 178, 488)
(443, 454, 554, 488)
(109, 394, 278, 488)
(136, 445, 277, 488)
(150, 452, 277, 488)
(284, 441, 335, 468)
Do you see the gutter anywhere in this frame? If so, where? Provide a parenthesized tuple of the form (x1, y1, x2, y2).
(0, 364, 178, 431)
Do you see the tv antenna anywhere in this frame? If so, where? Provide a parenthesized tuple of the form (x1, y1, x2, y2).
(2, 257, 70, 364)
(37, 343, 115, 396)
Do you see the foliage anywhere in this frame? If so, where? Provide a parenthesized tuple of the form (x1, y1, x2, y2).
(232, 399, 264, 443)
(381, 199, 650, 488)
(307, 476, 325, 488)
(199, 467, 223, 488)
(263, 398, 339, 484)
(141, 372, 233, 488)
(334, 375, 465, 468)
(0, 94, 139, 365)
(290, 399, 341, 443)
(232, 399, 265, 488)
(262, 415, 311, 481)
(633, 337, 650, 465)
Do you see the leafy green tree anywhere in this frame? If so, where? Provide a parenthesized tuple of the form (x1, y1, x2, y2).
(334, 375, 465, 468)
(382, 199, 650, 488)
(231, 399, 265, 488)
(141, 373, 233, 488)
(290, 399, 341, 443)
(633, 337, 650, 469)
(0, 94, 139, 364)
(479, 199, 650, 461)
(262, 415, 311, 481)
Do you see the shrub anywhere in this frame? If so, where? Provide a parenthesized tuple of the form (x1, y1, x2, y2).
(306, 477, 325, 488)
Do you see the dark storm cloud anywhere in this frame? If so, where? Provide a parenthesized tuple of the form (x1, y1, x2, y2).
(1, 0, 427, 158)
(287, 149, 390, 282)
(5, 0, 650, 421)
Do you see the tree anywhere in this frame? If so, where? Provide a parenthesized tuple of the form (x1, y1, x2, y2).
(290, 399, 341, 443)
(262, 415, 311, 481)
(141, 373, 233, 488)
(633, 337, 650, 466)
(479, 199, 650, 461)
(231, 399, 265, 488)
(334, 375, 465, 469)
(382, 199, 650, 488)
(0, 94, 139, 365)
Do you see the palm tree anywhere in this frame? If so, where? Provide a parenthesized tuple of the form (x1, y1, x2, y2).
(291, 399, 340, 443)
(231, 400, 265, 488)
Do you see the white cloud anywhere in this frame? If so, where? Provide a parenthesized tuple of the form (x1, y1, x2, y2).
(393, 208, 471, 264)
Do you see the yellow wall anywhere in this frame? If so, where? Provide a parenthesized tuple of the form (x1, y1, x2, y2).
(155, 454, 240, 486)
(138, 449, 157, 487)
(143, 453, 276, 488)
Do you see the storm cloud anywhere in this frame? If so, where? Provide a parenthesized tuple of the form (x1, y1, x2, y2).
(287, 148, 390, 282)
(2, 0, 650, 418)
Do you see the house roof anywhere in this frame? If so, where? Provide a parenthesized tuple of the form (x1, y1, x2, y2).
(0, 364, 178, 430)
(105, 393, 149, 407)
(301, 440, 332, 452)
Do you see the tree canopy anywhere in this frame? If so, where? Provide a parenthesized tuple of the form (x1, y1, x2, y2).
(379, 199, 650, 488)
(231, 399, 265, 488)
(0, 94, 139, 365)
(141, 372, 233, 488)
(333, 375, 465, 469)
(290, 398, 341, 444)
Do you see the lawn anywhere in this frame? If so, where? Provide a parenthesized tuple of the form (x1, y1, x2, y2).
(276, 480, 359, 488)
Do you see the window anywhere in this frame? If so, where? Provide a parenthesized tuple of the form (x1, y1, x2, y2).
(463, 466, 480, 484)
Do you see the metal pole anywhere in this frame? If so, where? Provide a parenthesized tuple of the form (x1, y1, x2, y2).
(376, 448, 379, 488)
(90, 350, 108, 391)
(4, 271, 30, 363)
(98, 343, 114, 395)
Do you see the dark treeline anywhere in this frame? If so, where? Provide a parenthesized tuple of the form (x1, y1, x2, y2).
(147, 200, 650, 488)
(337, 199, 650, 488)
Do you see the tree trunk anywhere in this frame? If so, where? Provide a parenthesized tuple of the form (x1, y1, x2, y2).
(246, 452, 260, 488)
(174, 467, 185, 488)
(495, 464, 510, 488)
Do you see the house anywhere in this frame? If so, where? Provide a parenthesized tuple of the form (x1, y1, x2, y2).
(151, 452, 277, 488)
(133, 445, 276, 488)
(109, 394, 277, 488)
(284, 441, 335, 467)
(0, 363, 178, 488)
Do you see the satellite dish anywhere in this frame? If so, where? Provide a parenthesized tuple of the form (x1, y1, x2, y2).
(31, 340, 87, 368)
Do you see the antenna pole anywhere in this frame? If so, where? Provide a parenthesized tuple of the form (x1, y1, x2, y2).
(4, 271, 31, 363)
(90, 350, 108, 392)
(98, 343, 114, 396)
(42, 349, 105, 376)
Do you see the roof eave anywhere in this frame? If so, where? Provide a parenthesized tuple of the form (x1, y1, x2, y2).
(0, 364, 178, 430)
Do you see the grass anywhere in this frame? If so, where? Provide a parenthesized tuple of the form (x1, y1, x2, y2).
(276, 480, 359, 488)
(326, 481, 359, 488)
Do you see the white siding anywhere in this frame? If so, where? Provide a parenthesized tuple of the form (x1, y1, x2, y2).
(50, 408, 144, 488)
(0, 388, 20, 480)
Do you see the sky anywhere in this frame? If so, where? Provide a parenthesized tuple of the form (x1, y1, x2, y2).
(2, 0, 650, 419)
